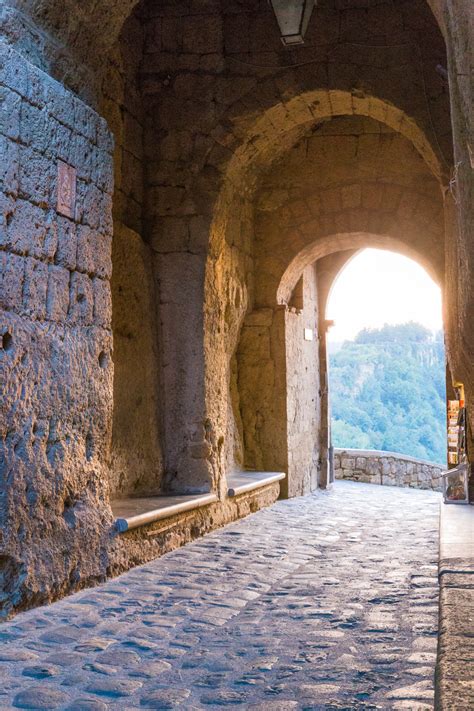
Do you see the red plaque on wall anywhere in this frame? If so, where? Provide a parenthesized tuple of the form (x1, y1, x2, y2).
(57, 160, 76, 218)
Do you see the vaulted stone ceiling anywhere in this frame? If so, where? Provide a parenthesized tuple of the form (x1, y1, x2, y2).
(2, 0, 447, 102)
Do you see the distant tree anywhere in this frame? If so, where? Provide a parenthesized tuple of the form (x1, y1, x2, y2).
(354, 321, 431, 344)
(329, 322, 446, 464)
(331, 419, 372, 450)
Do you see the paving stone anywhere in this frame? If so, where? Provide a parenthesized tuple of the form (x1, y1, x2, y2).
(45, 652, 84, 666)
(65, 700, 109, 711)
(21, 664, 60, 678)
(128, 660, 172, 678)
(408, 651, 437, 664)
(200, 689, 248, 705)
(13, 686, 69, 709)
(82, 662, 118, 676)
(94, 648, 141, 666)
(247, 703, 299, 710)
(0, 483, 439, 709)
(40, 628, 82, 644)
(386, 679, 435, 700)
(74, 638, 115, 653)
(84, 678, 143, 697)
(0, 648, 40, 662)
(140, 686, 191, 708)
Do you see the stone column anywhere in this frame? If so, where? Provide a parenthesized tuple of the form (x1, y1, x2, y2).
(316, 250, 357, 488)
(318, 321, 331, 489)
(285, 265, 320, 497)
(237, 305, 289, 490)
(153, 250, 212, 494)
(443, 2, 474, 457)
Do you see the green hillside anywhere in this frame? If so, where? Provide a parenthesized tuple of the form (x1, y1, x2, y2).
(329, 322, 446, 464)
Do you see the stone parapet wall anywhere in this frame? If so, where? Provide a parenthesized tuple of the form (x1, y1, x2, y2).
(334, 448, 444, 491)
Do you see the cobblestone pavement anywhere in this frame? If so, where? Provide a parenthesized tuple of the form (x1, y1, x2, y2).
(0, 482, 440, 710)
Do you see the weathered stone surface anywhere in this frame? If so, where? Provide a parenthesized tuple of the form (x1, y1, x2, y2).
(13, 686, 70, 708)
(335, 448, 444, 491)
(436, 503, 474, 709)
(0, 482, 439, 709)
(1, 1, 473, 662)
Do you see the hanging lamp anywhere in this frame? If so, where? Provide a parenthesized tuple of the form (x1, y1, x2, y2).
(269, 0, 316, 46)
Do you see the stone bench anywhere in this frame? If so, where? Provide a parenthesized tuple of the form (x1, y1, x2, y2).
(227, 471, 286, 497)
(112, 493, 219, 533)
(112, 471, 286, 532)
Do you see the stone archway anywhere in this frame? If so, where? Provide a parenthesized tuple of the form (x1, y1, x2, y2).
(3, 0, 472, 616)
(318, 245, 446, 486)
(236, 229, 445, 497)
(277, 230, 443, 308)
(209, 102, 447, 497)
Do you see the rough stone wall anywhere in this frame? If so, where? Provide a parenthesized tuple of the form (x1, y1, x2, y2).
(2, 0, 470, 615)
(334, 448, 444, 490)
(101, 15, 164, 498)
(255, 116, 445, 308)
(285, 265, 320, 496)
(441, 1, 474, 449)
(237, 306, 288, 478)
(0, 43, 115, 616)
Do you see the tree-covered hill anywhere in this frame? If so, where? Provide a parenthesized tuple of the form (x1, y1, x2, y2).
(329, 322, 446, 464)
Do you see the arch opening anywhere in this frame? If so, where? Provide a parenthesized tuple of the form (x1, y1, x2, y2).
(326, 248, 447, 480)
(235, 229, 447, 497)
(229, 101, 448, 496)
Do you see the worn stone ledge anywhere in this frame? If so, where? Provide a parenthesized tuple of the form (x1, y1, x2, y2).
(436, 502, 474, 710)
(227, 471, 286, 497)
(335, 448, 445, 469)
(334, 447, 444, 491)
(112, 472, 287, 532)
(112, 493, 218, 532)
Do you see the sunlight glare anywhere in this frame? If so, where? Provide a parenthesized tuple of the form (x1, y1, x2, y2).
(326, 249, 443, 342)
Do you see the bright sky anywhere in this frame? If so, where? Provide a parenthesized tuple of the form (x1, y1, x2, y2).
(326, 248, 443, 342)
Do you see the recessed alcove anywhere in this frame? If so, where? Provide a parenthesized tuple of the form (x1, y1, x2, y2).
(102, 13, 165, 500)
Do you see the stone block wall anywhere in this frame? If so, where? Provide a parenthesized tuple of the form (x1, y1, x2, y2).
(0, 42, 115, 617)
(101, 15, 164, 498)
(285, 265, 320, 496)
(237, 306, 287, 480)
(334, 449, 444, 491)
